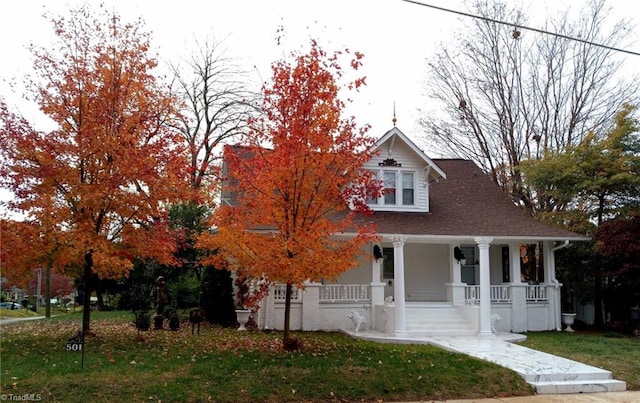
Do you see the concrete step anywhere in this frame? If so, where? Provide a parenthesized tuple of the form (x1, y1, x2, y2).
(522, 368, 618, 383)
(405, 306, 475, 336)
(529, 379, 627, 394)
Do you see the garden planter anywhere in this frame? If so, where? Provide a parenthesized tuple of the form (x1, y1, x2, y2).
(562, 312, 576, 332)
(235, 309, 251, 331)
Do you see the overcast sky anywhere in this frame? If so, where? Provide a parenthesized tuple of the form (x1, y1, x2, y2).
(1, 0, 639, 218)
(3, 0, 638, 138)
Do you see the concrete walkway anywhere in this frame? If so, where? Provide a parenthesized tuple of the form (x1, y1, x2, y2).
(345, 330, 626, 395)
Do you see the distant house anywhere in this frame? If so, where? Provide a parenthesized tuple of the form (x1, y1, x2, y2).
(228, 127, 589, 336)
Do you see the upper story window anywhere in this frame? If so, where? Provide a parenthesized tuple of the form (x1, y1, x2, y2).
(383, 171, 396, 205)
(370, 168, 416, 207)
(402, 172, 414, 205)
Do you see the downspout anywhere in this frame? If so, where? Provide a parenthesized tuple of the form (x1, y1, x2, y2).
(552, 240, 570, 252)
(551, 240, 570, 331)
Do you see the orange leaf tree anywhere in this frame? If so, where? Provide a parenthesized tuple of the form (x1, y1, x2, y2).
(198, 38, 381, 345)
(0, 5, 189, 332)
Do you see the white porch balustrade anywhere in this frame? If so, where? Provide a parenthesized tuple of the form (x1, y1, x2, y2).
(525, 285, 548, 302)
(464, 284, 548, 305)
(271, 284, 302, 301)
(320, 284, 371, 302)
(258, 282, 558, 333)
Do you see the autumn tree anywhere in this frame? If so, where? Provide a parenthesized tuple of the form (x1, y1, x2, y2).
(419, 0, 639, 214)
(0, 5, 189, 332)
(520, 104, 640, 326)
(595, 214, 640, 325)
(198, 38, 381, 348)
(26, 268, 74, 304)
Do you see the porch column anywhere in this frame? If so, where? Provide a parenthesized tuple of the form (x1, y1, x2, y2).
(371, 246, 385, 306)
(450, 243, 462, 283)
(392, 234, 407, 335)
(544, 241, 562, 331)
(475, 236, 493, 337)
(447, 243, 465, 305)
(509, 242, 527, 332)
(509, 242, 522, 285)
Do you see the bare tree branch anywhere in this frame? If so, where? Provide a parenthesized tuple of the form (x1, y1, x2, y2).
(170, 37, 261, 191)
(419, 0, 639, 214)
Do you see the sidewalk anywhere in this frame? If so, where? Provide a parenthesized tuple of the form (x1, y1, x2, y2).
(441, 391, 640, 402)
(0, 316, 46, 325)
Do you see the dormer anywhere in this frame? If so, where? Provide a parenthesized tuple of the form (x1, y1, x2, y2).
(364, 127, 446, 212)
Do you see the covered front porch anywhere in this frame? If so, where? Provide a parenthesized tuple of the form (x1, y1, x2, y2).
(255, 235, 567, 336)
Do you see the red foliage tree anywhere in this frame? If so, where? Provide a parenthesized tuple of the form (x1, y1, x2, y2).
(198, 37, 381, 347)
(595, 214, 640, 275)
(0, 5, 190, 332)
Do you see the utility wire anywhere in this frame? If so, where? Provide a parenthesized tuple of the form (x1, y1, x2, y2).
(400, 0, 640, 57)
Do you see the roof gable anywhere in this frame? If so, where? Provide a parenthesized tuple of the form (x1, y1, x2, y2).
(374, 127, 446, 181)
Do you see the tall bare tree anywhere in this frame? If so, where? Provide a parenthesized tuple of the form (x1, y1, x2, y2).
(168, 38, 259, 324)
(171, 38, 259, 192)
(419, 0, 639, 214)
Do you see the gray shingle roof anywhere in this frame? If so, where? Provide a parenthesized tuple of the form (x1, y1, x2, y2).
(350, 159, 589, 241)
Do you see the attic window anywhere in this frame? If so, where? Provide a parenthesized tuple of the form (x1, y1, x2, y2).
(379, 158, 401, 167)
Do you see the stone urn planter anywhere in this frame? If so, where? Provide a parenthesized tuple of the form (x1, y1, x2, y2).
(235, 309, 251, 331)
(562, 313, 576, 332)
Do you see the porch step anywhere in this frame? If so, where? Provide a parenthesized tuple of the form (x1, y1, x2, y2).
(529, 379, 627, 394)
(519, 357, 627, 394)
(405, 305, 476, 336)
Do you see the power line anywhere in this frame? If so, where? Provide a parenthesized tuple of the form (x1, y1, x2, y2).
(400, 0, 640, 57)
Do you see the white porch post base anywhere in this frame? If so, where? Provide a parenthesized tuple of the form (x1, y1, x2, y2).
(370, 282, 386, 307)
(511, 284, 528, 332)
(302, 282, 321, 331)
(446, 282, 466, 305)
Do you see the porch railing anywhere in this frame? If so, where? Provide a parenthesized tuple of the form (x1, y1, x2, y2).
(491, 285, 511, 303)
(465, 286, 480, 305)
(320, 284, 370, 302)
(526, 285, 548, 302)
(271, 284, 302, 302)
(464, 284, 547, 304)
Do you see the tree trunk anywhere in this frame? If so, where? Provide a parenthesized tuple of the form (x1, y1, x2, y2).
(45, 263, 52, 318)
(96, 288, 105, 311)
(82, 252, 93, 333)
(283, 282, 292, 341)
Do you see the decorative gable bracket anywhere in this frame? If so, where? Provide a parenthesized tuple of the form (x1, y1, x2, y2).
(379, 158, 402, 167)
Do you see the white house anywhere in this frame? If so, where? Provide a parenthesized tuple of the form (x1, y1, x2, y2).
(246, 127, 589, 336)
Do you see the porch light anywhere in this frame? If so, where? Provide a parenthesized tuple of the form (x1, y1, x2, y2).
(454, 246, 466, 265)
(373, 245, 383, 261)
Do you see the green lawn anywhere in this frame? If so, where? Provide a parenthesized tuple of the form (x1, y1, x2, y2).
(1, 311, 532, 402)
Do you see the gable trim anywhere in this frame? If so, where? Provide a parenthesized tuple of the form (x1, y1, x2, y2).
(375, 127, 447, 180)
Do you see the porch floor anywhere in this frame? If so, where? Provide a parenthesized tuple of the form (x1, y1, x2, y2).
(343, 330, 626, 395)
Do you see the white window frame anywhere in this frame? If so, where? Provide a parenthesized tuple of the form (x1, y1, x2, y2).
(369, 168, 417, 208)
